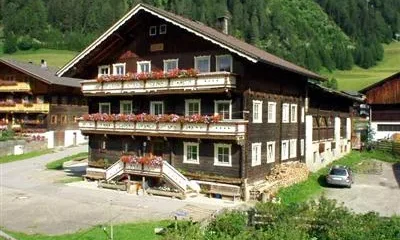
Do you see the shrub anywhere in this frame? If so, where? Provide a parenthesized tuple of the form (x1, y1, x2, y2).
(3, 33, 18, 54)
(17, 36, 33, 51)
(206, 210, 247, 239)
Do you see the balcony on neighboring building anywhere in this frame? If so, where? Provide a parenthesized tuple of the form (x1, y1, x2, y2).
(78, 113, 247, 140)
(0, 102, 50, 113)
(81, 71, 237, 96)
(0, 81, 31, 92)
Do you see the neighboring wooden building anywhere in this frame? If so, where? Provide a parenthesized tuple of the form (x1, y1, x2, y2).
(57, 4, 357, 199)
(360, 72, 400, 141)
(0, 59, 87, 148)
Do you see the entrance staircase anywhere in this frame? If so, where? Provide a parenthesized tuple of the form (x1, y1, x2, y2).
(104, 160, 199, 194)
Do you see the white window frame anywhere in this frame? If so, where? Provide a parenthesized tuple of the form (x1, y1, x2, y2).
(194, 55, 211, 73)
(290, 104, 298, 123)
(267, 102, 276, 123)
(159, 24, 167, 34)
(149, 26, 157, 36)
(215, 54, 233, 72)
(163, 59, 179, 72)
(214, 100, 232, 120)
(252, 100, 263, 123)
(251, 142, 262, 167)
(120, 100, 132, 114)
(289, 139, 297, 158)
(281, 140, 289, 160)
(137, 61, 151, 73)
(112, 63, 126, 75)
(101, 140, 106, 149)
(185, 99, 201, 116)
(98, 65, 110, 76)
(301, 139, 304, 156)
(266, 141, 276, 163)
(99, 102, 110, 114)
(214, 143, 232, 167)
(183, 142, 199, 164)
(282, 103, 290, 123)
(150, 101, 164, 115)
(301, 107, 305, 123)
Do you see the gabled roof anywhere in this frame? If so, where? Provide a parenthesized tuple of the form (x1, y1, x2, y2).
(0, 58, 81, 88)
(56, 3, 325, 81)
(309, 81, 364, 102)
(360, 71, 400, 93)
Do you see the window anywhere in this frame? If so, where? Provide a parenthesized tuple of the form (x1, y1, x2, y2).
(51, 115, 57, 124)
(101, 140, 106, 150)
(150, 101, 164, 115)
(216, 55, 232, 72)
(72, 115, 77, 123)
(377, 124, 400, 131)
(252, 100, 263, 123)
(61, 96, 68, 105)
(36, 96, 44, 104)
(194, 56, 210, 73)
(149, 26, 157, 36)
(251, 143, 262, 166)
(120, 101, 132, 114)
(5, 75, 16, 81)
(300, 139, 304, 156)
(137, 61, 151, 73)
(99, 103, 111, 114)
(214, 100, 232, 120)
(123, 141, 129, 152)
(51, 96, 58, 104)
(281, 140, 289, 160)
(267, 141, 275, 163)
(159, 24, 167, 34)
(113, 63, 126, 75)
(289, 139, 297, 158)
(98, 65, 110, 76)
(214, 144, 232, 166)
(268, 102, 276, 123)
(301, 107, 305, 123)
(61, 115, 67, 124)
(290, 104, 297, 123)
(185, 99, 201, 116)
(282, 103, 289, 123)
(163, 59, 178, 72)
(183, 142, 199, 164)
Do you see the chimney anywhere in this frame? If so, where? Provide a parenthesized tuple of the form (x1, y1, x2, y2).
(217, 12, 230, 34)
(40, 59, 47, 69)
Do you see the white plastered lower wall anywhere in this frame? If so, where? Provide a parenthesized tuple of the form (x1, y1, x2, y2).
(370, 121, 400, 141)
(64, 130, 88, 147)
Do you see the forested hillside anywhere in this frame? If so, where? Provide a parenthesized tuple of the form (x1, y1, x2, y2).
(0, 0, 399, 73)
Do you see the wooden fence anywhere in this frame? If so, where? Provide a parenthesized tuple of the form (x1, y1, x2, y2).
(374, 141, 400, 155)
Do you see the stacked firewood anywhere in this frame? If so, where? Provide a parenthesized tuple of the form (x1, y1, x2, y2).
(265, 162, 309, 187)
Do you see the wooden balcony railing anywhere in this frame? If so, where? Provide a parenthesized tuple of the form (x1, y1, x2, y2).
(0, 82, 31, 92)
(0, 103, 50, 113)
(81, 72, 236, 95)
(79, 119, 247, 140)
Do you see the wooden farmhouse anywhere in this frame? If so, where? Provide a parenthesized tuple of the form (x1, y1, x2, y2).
(0, 59, 87, 148)
(361, 72, 400, 141)
(57, 4, 360, 199)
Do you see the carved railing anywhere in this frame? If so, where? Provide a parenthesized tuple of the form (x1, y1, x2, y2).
(0, 103, 50, 113)
(0, 82, 31, 92)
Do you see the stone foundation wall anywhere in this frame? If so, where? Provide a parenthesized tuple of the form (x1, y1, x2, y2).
(0, 138, 48, 156)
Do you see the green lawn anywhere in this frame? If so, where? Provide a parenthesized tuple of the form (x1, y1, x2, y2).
(46, 152, 88, 170)
(0, 149, 53, 164)
(321, 41, 400, 91)
(0, 48, 77, 68)
(277, 150, 399, 205)
(5, 221, 170, 240)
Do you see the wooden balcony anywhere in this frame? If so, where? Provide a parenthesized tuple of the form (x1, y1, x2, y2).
(0, 82, 31, 92)
(79, 120, 247, 140)
(81, 72, 236, 96)
(0, 103, 50, 113)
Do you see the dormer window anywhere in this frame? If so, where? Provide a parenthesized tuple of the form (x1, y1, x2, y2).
(160, 24, 167, 34)
(113, 63, 126, 75)
(163, 59, 178, 72)
(137, 61, 151, 73)
(149, 26, 157, 36)
(216, 55, 232, 72)
(194, 56, 210, 73)
(98, 65, 110, 76)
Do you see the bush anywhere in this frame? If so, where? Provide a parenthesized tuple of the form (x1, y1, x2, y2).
(206, 211, 247, 239)
(3, 33, 18, 54)
(17, 36, 33, 51)
(0, 129, 15, 141)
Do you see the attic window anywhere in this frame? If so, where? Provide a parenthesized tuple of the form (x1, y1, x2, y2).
(98, 65, 110, 76)
(149, 26, 157, 36)
(160, 24, 167, 34)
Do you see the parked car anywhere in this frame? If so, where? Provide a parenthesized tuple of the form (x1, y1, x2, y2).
(326, 165, 354, 188)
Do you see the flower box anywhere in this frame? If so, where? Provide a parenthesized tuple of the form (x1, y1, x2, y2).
(136, 122, 157, 130)
(158, 122, 181, 131)
(182, 123, 208, 132)
(143, 165, 162, 173)
(125, 162, 142, 171)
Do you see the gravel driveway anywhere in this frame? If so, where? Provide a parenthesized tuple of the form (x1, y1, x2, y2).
(324, 161, 400, 216)
(0, 146, 235, 235)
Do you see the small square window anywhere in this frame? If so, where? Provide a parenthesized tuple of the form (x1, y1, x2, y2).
(282, 103, 289, 123)
(251, 143, 262, 167)
(51, 115, 57, 124)
(216, 55, 232, 72)
(98, 65, 110, 76)
(214, 100, 232, 120)
(61, 115, 67, 124)
(268, 102, 276, 123)
(214, 144, 232, 167)
(137, 61, 151, 73)
(99, 103, 111, 114)
(150, 101, 164, 115)
(120, 101, 132, 114)
(281, 140, 289, 160)
(149, 26, 157, 36)
(289, 139, 297, 158)
(267, 141, 275, 163)
(194, 56, 210, 73)
(163, 59, 179, 72)
(113, 63, 126, 75)
(183, 142, 199, 164)
(185, 99, 201, 116)
(159, 24, 167, 34)
(252, 100, 263, 123)
(290, 104, 297, 123)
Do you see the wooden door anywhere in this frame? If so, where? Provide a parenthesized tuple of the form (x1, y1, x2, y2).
(54, 131, 65, 147)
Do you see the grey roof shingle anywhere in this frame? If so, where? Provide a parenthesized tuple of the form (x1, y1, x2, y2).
(0, 58, 82, 88)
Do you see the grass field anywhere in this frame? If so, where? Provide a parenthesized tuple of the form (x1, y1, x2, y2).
(321, 41, 400, 91)
(0, 48, 77, 69)
(0, 149, 52, 164)
(46, 152, 88, 170)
